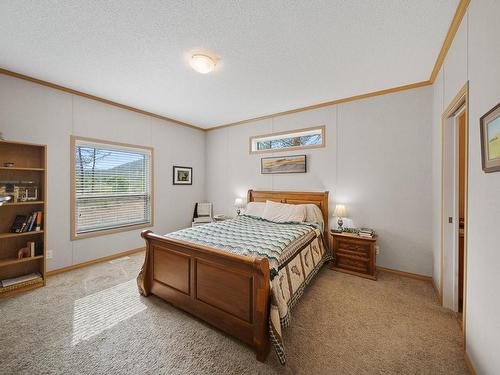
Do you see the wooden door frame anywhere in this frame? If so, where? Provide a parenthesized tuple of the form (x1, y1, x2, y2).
(440, 82, 469, 345)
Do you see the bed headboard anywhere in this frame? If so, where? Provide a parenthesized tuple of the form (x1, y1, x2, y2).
(247, 190, 329, 238)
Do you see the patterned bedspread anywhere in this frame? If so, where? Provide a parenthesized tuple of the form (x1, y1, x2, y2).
(166, 215, 332, 364)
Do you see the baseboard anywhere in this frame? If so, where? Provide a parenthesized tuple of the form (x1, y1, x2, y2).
(464, 351, 477, 375)
(47, 247, 145, 277)
(376, 266, 432, 282)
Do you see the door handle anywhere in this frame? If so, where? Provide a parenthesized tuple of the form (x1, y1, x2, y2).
(448, 217, 453, 224)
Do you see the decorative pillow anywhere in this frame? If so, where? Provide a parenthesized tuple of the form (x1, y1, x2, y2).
(262, 200, 306, 223)
(244, 202, 266, 218)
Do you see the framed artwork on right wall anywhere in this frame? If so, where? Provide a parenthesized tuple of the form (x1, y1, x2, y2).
(480, 102, 500, 173)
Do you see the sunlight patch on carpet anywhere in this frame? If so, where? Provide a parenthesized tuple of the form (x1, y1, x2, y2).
(72, 279, 146, 345)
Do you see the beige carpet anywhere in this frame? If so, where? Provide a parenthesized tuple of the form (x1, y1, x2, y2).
(0, 253, 469, 374)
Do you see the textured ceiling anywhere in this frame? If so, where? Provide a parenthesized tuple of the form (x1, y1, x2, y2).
(0, 1, 459, 128)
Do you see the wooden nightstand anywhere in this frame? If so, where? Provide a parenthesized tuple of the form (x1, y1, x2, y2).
(329, 232, 377, 280)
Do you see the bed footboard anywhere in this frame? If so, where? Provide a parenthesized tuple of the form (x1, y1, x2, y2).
(138, 230, 271, 362)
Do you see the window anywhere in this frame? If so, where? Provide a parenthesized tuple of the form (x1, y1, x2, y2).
(249, 125, 325, 154)
(71, 137, 153, 240)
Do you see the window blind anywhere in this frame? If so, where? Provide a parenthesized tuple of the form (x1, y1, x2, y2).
(74, 140, 152, 235)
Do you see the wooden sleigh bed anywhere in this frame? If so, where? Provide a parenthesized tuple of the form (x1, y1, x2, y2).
(137, 190, 329, 362)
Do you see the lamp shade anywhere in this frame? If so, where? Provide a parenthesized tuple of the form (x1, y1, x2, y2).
(333, 204, 347, 218)
(234, 198, 244, 208)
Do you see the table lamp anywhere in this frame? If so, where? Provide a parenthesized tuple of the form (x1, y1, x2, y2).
(333, 204, 347, 231)
(234, 198, 244, 215)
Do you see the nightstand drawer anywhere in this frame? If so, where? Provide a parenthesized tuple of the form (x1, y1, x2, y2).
(337, 239, 370, 256)
(335, 253, 369, 273)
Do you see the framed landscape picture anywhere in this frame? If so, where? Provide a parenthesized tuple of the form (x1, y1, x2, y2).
(261, 155, 306, 174)
(173, 166, 193, 185)
(480, 102, 500, 173)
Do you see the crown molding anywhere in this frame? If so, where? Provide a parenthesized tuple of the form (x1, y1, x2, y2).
(429, 0, 470, 83)
(207, 80, 432, 131)
(0, 68, 203, 131)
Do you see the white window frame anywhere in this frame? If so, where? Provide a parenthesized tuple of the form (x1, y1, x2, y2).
(249, 125, 326, 154)
(70, 136, 154, 240)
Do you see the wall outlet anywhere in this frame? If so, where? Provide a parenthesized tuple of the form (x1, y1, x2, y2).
(46, 250, 53, 259)
(375, 245, 380, 255)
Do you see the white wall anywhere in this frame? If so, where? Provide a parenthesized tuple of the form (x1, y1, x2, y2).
(206, 86, 434, 276)
(431, 1, 500, 373)
(0, 74, 205, 271)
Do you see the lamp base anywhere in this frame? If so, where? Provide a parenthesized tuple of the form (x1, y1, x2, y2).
(337, 218, 344, 232)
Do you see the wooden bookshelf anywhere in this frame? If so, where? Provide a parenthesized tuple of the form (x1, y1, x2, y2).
(0, 140, 47, 297)
(2, 200, 44, 206)
(0, 255, 44, 267)
(0, 167, 45, 171)
(0, 230, 44, 239)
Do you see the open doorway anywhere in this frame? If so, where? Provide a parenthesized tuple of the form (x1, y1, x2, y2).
(441, 83, 468, 342)
(457, 109, 466, 318)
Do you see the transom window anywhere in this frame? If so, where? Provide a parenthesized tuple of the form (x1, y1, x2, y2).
(71, 137, 153, 240)
(249, 126, 325, 154)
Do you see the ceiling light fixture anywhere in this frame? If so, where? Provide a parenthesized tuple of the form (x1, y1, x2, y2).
(190, 54, 216, 74)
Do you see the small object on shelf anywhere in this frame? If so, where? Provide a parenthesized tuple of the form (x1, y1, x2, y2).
(3, 162, 14, 167)
(17, 246, 31, 259)
(0, 132, 4, 140)
(0, 181, 38, 202)
(342, 227, 359, 234)
(358, 227, 376, 238)
(0, 195, 11, 206)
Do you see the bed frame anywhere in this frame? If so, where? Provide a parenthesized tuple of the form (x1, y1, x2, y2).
(139, 190, 329, 362)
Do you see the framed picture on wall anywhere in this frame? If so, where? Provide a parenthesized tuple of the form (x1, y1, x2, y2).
(261, 155, 307, 174)
(173, 166, 193, 185)
(480, 102, 500, 173)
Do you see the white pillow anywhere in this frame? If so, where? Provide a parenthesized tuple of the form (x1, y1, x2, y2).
(302, 204, 324, 232)
(244, 202, 266, 218)
(303, 204, 324, 225)
(262, 200, 306, 223)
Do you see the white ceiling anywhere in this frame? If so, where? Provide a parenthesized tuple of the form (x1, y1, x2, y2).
(0, 1, 459, 129)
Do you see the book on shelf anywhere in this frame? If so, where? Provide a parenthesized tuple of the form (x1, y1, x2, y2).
(10, 215, 27, 233)
(35, 211, 43, 231)
(9, 211, 43, 233)
(27, 241, 35, 257)
(35, 241, 44, 256)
